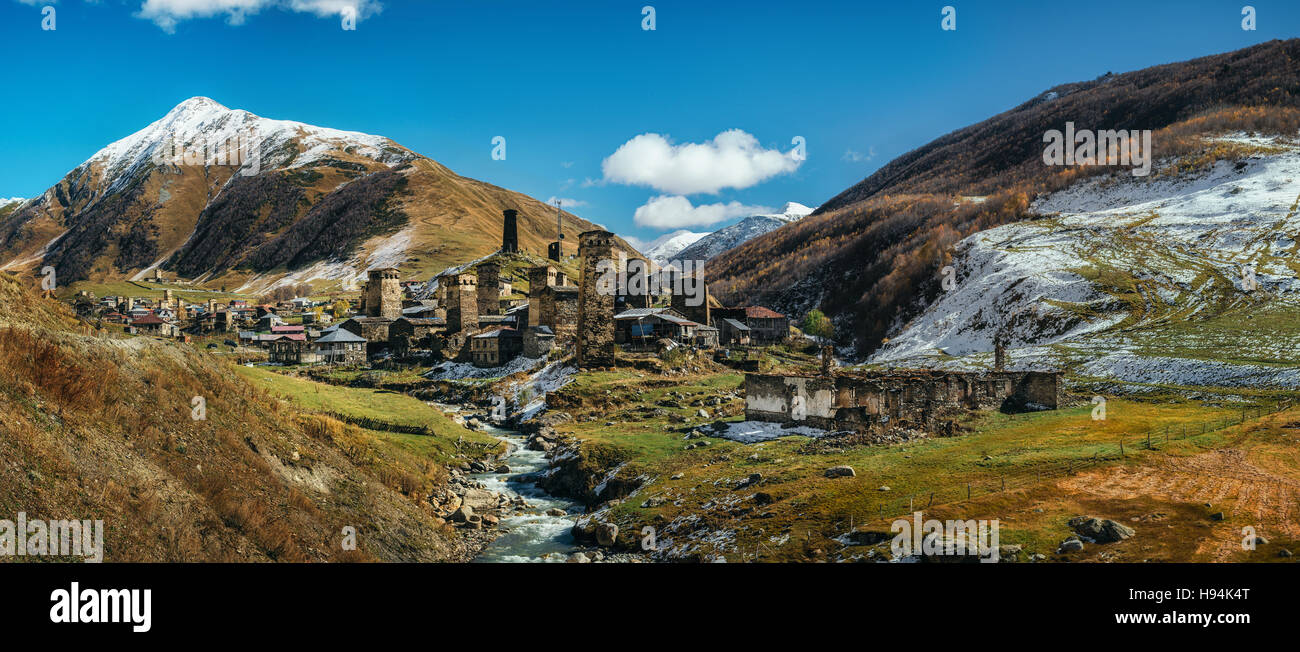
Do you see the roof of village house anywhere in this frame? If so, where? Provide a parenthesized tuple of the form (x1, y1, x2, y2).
(395, 317, 444, 325)
(530, 325, 554, 335)
(737, 306, 785, 319)
(721, 317, 750, 331)
(131, 314, 166, 325)
(314, 329, 367, 344)
(271, 325, 305, 333)
(473, 327, 520, 339)
(614, 307, 688, 320)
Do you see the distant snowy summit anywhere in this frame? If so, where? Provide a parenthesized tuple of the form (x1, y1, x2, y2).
(639, 229, 710, 267)
(674, 202, 815, 263)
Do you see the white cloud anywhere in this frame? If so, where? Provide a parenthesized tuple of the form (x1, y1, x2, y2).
(545, 196, 586, 208)
(842, 146, 876, 163)
(633, 195, 769, 229)
(136, 0, 380, 32)
(601, 129, 801, 195)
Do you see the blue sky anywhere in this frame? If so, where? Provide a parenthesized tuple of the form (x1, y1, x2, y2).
(2, 0, 1297, 245)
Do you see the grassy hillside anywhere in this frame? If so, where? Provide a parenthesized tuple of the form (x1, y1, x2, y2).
(532, 358, 1299, 562)
(0, 272, 485, 562)
(710, 39, 1300, 355)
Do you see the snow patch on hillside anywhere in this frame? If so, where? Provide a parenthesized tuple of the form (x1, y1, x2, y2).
(676, 201, 815, 263)
(870, 137, 1300, 388)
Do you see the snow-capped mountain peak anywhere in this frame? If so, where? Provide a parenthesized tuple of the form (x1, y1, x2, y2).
(674, 201, 818, 264)
(89, 96, 414, 193)
(776, 201, 814, 219)
(639, 229, 710, 266)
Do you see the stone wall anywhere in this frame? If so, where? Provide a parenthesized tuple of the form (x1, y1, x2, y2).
(540, 286, 578, 343)
(745, 369, 1063, 433)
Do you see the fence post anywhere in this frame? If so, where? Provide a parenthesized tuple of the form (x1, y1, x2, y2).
(1120, 439, 1124, 457)
(1001, 476, 1005, 491)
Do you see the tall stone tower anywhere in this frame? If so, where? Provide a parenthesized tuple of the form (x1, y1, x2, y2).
(670, 267, 711, 326)
(620, 256, 652, 310)
(527, 265, 557, 327)
(446, 273, 479, 333)
(476, 262, 501, 316)
(576, 230, 616, 368)
(364, 268, 402, 319)
(501, 209, 519, 254)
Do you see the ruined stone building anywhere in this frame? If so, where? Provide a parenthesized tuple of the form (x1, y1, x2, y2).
(526, 264, 578, 342)
(576, 230, 616, 368)
(745, 369, 1063, 434)
(523, 325, 555, 358)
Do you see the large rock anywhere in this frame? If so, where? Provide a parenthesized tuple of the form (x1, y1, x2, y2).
(462, 488, 498, 511)
(1058, 536, 1084, 553)
(844, 530, 892, 546)
(1068, 516, 1135, 543)
(596, 522, 619, 547)
(452, 505, 475, 523)
(825, 466, 856, 479)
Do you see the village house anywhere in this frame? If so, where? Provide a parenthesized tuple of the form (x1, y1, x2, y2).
(310, 328, 368, 364)
(129, 313, 179, 337)
(614, 307, 718, 350)
(268, 338, 320, 365)
(713, 306, 789, 343)
(717, 317, 751, 345)
(470, 327, 523, 367)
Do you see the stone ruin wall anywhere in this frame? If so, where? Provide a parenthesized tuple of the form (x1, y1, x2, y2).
(745, 370, 1063, 434)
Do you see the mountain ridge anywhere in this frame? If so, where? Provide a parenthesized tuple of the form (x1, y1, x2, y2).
(0, 97, 620, 293)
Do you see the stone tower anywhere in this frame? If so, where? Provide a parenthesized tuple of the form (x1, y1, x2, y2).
(527, 265, 556, 327)
(994, 336, 1008, 371)
(364, 268, 402, 319)
(669, 267, 710, 326)
(501, 209, 519, 254)
(476, 262, 501, 316)
(446, 273, 478, 333)
(576, 230, 616, 368)
(620, 256, 652, 310)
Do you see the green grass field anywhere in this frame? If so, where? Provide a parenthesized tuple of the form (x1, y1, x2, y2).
(233, 365, 499, 463)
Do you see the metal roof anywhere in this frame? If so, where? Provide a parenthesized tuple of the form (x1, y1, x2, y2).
(313, 329, 367, 344)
